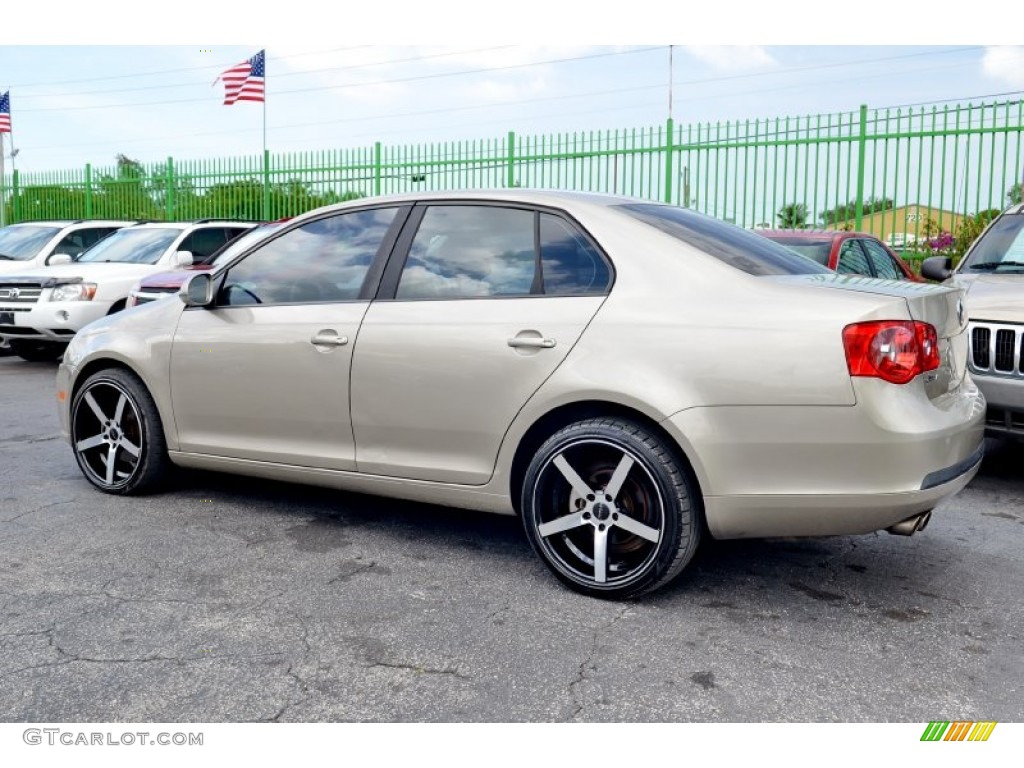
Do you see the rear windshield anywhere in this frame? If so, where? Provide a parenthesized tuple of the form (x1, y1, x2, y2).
(616, 203, 830, 276)
(960, 213, 1024, 273)
(760, 237, 832, 266)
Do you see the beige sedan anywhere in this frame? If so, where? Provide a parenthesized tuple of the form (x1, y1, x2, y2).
(56, 191, 986, 598)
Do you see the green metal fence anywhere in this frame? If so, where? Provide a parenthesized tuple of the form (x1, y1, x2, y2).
(2, 99, 1023, 263)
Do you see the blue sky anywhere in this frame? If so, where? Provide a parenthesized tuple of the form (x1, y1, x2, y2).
(1, 4, 1020, 174)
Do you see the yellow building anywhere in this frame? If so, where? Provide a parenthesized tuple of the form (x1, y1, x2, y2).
(828, 205, 965, 248)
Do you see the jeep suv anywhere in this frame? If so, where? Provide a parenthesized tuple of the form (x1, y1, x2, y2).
(923, 204, 1024, 440)
(0, 220, 256, 361)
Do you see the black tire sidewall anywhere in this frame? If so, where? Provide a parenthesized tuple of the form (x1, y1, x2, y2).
(521, 419, 697, 599)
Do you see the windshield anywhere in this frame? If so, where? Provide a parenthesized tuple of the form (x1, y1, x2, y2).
(77, 227, 183, 265)
(960, 213, 1024, 273)
(760, 237, 832, 266)
(0, 225, 61, 261)
(209, 224, 284, 266)
(616, 204, 830, 276)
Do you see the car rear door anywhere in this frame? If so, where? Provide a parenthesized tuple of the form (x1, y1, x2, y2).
(349, 202, 612, 484)
(169, 207, 406, 470)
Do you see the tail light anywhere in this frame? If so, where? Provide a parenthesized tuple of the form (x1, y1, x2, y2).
(842, 321, 940, 385)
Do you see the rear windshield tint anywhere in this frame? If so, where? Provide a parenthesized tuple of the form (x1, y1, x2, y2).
(761, 237, 832, 266)
(616, 203, 830, 276)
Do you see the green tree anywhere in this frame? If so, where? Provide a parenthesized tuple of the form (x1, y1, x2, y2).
(777, 202, 808, 229)
(1007, 183, 1023, 206)
(818, 196, 894, 227)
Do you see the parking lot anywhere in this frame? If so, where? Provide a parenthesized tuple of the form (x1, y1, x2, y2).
(1, 356, 1022, 723)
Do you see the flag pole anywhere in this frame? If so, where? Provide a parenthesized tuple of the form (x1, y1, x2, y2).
(262, 51, 269, 221)
(0, 130, 6, 228)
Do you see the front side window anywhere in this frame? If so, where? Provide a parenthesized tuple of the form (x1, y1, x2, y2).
(219, 208, 399, 306)
(862, 239, 903, 280)
(77, 228, 184, 264)
(396, 206, 536, 300)
(179, 228, 233, 262)
(53, 227, 119, 258)
(836, 240, 871, 276)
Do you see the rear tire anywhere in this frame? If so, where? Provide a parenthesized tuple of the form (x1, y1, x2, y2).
(70, 368, 169, 495)
(521, 417, 701, 599)
(10, 340, 66, 362)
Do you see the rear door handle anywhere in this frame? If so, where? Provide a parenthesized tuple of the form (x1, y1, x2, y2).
(311, 331, 349, 347)
(507, 337, 556, 349)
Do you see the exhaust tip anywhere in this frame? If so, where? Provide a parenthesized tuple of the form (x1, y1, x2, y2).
(887, 511, 932, 536)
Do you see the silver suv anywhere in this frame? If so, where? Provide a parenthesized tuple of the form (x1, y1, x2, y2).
(923, 204, 1024, 440)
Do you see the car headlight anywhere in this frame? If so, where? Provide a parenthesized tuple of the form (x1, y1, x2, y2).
(49, 282, 98, 302)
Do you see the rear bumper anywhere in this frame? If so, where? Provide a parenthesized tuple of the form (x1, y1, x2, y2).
(662, 377, 986, 539)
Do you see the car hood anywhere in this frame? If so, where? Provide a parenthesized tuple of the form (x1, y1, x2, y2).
(138, 265, 212, 290)
(953, 274, 1023, 324)
(0, 259, 46, 275)
(1, 262, 162, 283)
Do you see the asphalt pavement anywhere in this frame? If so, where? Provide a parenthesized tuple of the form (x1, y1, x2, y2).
(1, 357, 1022, 722)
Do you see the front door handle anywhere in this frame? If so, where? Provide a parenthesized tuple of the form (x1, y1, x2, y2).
(311, 331, 349, 347)
(507, 336, 556, 349)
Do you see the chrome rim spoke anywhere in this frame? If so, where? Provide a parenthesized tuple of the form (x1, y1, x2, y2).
(538, 512, 586, 538)
(552, 454, 592, 498)
(75, 433, 106, 452)
(84, 391, 108, 423)
(593, 527, 608, 583)
(613, 512, 661, 543)
(120, 438, 140, 458)
(113, 394, 127, 426)
(103, 445, 118, 485)
(604, 453, 635, 501)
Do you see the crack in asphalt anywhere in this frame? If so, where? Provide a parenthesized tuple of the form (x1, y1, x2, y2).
(366, 660, 470, 680)
(567, 606, 631, 722)
(1, 498, 76, 524)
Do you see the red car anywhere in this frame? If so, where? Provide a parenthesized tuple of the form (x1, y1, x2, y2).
(755, 229, 923, 282)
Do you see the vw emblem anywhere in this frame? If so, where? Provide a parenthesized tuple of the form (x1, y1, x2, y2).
(956, 298, 965, 327)
(0, 288, 18, 299)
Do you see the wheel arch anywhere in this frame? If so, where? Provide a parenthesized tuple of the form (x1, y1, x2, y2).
(508, 399, 706, 517)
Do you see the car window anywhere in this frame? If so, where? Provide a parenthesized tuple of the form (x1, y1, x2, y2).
(0, 225, 61, 261)
(861, 238, 903, 280)
(396, 206, 536, 299)
(836, 240, 872, 276)
(77, 228, 184, 264)
(539, 213, 611, 295)
(178, 228, 230, 262)
(960, 213, 1024, 272)
(616, 203, 829, 276)
(760, 237, 832, 266)
(219, 208, 399, 306)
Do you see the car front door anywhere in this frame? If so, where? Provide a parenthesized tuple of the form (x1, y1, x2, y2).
(349, 203, 612, 484)
(169, 207, 406, 470)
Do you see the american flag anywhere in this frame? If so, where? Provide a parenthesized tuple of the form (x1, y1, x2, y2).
(0, 92, 11, 133)
(214, 50, 265, 105)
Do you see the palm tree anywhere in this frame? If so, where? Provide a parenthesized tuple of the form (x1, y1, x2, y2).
(777, 202, 808, 229)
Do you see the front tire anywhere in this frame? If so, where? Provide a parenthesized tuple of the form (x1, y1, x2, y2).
(70, 368, 169, 495)
(521, 417, 701, 599)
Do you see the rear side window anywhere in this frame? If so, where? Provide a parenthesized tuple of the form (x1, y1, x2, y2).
(616, 203, 829, 276)
(540, 213, 610, 295)
(862, 239, 903, 280)
(837, 240, 871, 276)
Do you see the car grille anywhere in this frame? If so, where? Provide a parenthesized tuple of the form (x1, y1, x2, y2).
(969, 322, 1023, 378)
(0, 282, 44, 308)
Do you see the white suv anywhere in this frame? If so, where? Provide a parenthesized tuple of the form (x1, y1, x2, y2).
(0, 220, 255, 361)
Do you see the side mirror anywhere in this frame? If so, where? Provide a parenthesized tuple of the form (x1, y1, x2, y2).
(179, 272, 214, 307)
(921, 256, 953, 282)
(47, 253, 73, 266)
(174, 250, 195, 267)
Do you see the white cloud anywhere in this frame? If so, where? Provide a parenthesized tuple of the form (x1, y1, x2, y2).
(683, 46, 779, 72)
(981, 46, 1024, 88)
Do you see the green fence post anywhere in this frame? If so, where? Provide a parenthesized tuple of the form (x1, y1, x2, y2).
(84, 164, 93, 218)
(374, 142, 382, 196)
(166, 157, 175, 220)
(263, 150, 271, 221)
(11, 169, 19, 223)
(664, 117, 675, 203)
(854, 104, 868, 231)
(507, 131, 516, 188)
